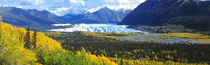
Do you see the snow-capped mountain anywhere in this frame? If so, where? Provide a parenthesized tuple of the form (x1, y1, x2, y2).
(0, 0, 145, 16)
(0, 6, 131, 27)
(62, 7, 132, 24)
(49, 24, 147, 33)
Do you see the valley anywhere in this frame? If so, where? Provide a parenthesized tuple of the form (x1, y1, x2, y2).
(0, 0, 210, 65)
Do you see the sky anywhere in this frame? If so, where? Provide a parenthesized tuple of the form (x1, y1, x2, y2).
(0, 0, 145, 16)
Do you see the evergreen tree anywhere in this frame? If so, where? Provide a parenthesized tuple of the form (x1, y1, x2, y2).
(0, 16, 2, 22)
(0, 32, 2, 52)
(120, 58, 123, 65)
(33, 30, 37, 50)
(25, 27, 31, 49)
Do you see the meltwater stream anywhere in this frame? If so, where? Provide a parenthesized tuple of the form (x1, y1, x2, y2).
(48, 24, 147, 33)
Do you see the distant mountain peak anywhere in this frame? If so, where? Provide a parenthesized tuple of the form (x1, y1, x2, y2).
(62, 7, 132, 24)
(88, 6, 111, 13)
(87, 6, 133, 14)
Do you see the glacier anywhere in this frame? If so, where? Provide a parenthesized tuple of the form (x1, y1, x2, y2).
(48, 24, 147, 33)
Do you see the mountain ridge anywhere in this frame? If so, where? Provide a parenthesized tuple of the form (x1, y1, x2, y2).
(0, 7, 67, 27)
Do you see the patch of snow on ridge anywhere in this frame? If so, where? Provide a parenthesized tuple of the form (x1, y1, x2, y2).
(52, 24, 71, 27)
(49, 24, 147, 33)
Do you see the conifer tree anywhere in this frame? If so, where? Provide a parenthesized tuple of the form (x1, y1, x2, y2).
(120, 58, 123, 65)
(33, 30, 37, 49)
(25, 27, 31, 49)
(0, 16, 2, 22)
(0, 32, 2, 52)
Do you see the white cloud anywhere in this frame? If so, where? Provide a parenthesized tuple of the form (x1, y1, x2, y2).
(99, 0, 146, 10)
(69, 0, 85, 6)
(21, 0, 44, 5)
(34, 0, 44, 5)
(102, 0, 116, 3)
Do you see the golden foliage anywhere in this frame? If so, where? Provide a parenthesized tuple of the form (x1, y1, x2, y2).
(74, 31, 140, 38)
(0, 22, 37, 65)
(110, 58, 208, 65)
(35, 32, 63, 51)
(1, 47, 37, 65)
(0, 22, 63, 51)
(0, 22, 62, 64)
(161, 33, 210, 39)
(76, 48, 118, 65)
(85, 53, 118, 65)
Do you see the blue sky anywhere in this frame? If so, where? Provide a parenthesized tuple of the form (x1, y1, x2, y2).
(0, 0, 145, 16)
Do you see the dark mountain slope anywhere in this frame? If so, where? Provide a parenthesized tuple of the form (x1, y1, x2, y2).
(0, 7, 67, 27)
(26, 9, 67, 24)
(119, 0, 210, 31)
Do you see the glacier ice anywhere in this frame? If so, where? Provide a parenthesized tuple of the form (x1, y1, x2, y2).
(48, 24, 147, 33)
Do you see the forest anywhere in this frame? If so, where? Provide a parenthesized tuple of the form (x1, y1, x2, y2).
(45, 31, 210, 65)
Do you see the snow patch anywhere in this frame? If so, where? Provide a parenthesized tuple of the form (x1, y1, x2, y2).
(52, 24, 72, 27)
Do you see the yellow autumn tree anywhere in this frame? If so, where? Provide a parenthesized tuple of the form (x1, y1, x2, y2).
(0, 21, 62, 64)
(76, 48, 118, 65)
(0, 22, 37, 65)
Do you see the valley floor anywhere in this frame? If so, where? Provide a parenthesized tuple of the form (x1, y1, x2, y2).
(120, 33, 210, 44)
(45, 31, 210, 65)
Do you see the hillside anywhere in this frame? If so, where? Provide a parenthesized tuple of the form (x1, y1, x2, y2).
(119, 0, 210, 31)
(0, 21, 63, 51)
(0, 21, 117, 65)
(26, 9, 67, 24)
(0, 21, 62, 64)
